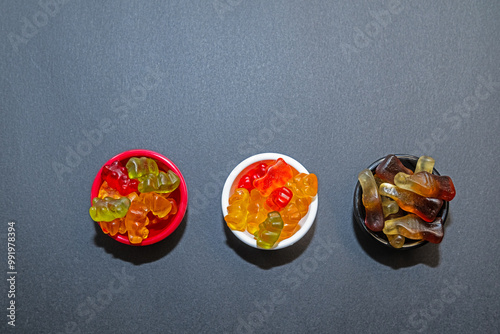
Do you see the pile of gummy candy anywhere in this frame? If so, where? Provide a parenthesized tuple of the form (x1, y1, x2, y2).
(358, 154, 456, 248)
(224, 158, 318, 249)
(89, 157, 180, 244)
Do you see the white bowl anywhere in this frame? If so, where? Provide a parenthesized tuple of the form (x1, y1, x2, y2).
(221, 153, 318, 250)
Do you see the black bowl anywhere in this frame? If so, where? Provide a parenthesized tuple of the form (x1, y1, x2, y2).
(353, 154, 449, 249)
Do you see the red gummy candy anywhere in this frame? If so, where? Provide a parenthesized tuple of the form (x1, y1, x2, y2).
(266, 187, 293, 211)
(253, 158, 293, 196)
(237, 163, 269, 192)
(101, 161, 139, 196)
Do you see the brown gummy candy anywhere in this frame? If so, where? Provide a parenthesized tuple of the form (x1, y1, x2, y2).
(379, 183, 443, 223)
(394, 171, 456, 201)
(375, 155, 414, 184)
(358, 169, 384, 232)
(383, 214, 444, 244)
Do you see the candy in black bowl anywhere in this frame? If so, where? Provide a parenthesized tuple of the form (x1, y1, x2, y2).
(353, 154, 449, 249)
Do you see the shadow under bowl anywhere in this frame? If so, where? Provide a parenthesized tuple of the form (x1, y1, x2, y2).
(90, 149, 188, 246)
(353, 154, 449, 249)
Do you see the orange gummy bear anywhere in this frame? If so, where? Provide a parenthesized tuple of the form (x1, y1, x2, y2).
(124, 200, 150, 244)
(99, 218, 126, 236)
(278, 196, 311, 241)
(140, 192, 172, 218)
(286, 173, 318, 198)
(98, 181, 122, 199)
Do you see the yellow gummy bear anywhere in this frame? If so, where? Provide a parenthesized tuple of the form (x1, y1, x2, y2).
(286, 173, 318, 198)
(224, 188, 250, 231)
(246, 189, 269, 234)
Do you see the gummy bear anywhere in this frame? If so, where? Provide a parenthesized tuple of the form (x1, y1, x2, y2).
(375, 155, 413, 184)
(378, 183, 443, 222)
(265, 186, 293, 211)
(150, 198, 178, 225)
(99, 218, 126, 236)
(140, 192, 172, 218)
(253, 158, 293, 196)
(124, 200, 150, 244)
(414, 156, 435, 174)
(295, 197, 312, 217)
(224, 188, 250, 231)
(127, 192, 139, 203)
(237, 163, 269, 192)
(394, 171, 456, 201)
(126, 157, 159, 179)
(358, 169, 384, 232)
(246, 189, 269, 234)
(286, 173, 318, 198)
(254, 211, 284, 249)
(98, 181, 122, 199)
(138, 170, 180, 194)
(383, 214, 444, 244)
(167, 198, 178, 216)
(278, 201, 303, 241)
(98, 182, 138, 204)
(101, 161, 139, 196)
(89, 197, 131, 222)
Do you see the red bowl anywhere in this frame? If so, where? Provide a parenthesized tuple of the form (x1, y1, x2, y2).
(90, 149, 188, 246)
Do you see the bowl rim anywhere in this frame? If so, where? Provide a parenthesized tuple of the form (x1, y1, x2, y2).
(353, 154, 449, 249)
(221, 153, 318, 250)
(90, 149, 188, 246)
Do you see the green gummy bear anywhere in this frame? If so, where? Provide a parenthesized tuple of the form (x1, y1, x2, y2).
(126, 157, 159, 180)
(254, 211, 284, 249)
(138, 170, 180, 194)
(89, 197, 131, 222)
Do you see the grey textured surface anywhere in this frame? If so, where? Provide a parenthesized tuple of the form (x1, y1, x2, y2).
(1, 1, 499, 333)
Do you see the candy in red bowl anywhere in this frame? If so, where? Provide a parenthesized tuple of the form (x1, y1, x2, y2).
(90, 149, 188, 246)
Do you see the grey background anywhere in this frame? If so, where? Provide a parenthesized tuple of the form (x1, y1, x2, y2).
(1, 0, 499, 333)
